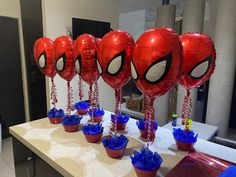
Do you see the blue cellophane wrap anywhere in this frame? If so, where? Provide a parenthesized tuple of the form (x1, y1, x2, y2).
(61, 115, 82, 126)
(102, 134, 129, 150)
(74, 101, 89, 110)
(111, 113, 129, 124)
(136, 118, 158, 131)
(218, 166, 236, 177)
(173, 128, 198, 143)
(48, 108, 65, 118)
(131, 147, 163, 171)
(88, 108, 105, 117)
(82, 123, 104, 135)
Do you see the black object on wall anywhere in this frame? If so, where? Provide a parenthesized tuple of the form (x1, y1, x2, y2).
(72, 18, 111, 40)
(20, 0, 47, 120)
(0, 16, 26, 138)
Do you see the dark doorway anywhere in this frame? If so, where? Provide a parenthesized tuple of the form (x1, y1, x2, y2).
(0, 16, 25, 138)
(72, 18, 111, 39)
(20, 0, 47, 120)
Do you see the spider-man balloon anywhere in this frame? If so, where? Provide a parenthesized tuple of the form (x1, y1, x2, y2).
(74, 34, 99, 85)
(178, 33, 216, 89)
(54, 36, 76, 81)
(34, 37, 56, 78)
(97, 30, 134, 89)
(96, 38, 101, 46)
(131, 28, 183, 98)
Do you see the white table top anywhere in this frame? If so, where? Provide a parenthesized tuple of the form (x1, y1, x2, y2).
(162, 118, 218, 140)
(10, 111, 236, 177)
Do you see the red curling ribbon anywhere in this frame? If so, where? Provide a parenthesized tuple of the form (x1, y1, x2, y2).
(181, 89, 192, 130)
(146, 97, 155, 147)
(109, 89, 120, 136)
(119, 88, 123, 113)
(94, 81, 99, 107)
(66, 81, 74, 116)
(50, 77, 58, 108)
(78, 76, 84, 101)
(89, 84, 97, 123)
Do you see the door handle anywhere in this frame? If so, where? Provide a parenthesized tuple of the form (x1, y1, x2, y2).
(26, 156, 35, 177)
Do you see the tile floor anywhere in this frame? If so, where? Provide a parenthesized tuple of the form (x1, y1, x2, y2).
(0, 138, 15, 177)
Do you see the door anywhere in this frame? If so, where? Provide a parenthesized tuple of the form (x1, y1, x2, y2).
(20, 0, 47, 120)
(0, 16, 25, 138)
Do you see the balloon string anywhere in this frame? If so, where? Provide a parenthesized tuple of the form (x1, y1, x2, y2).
(88, 84, 95, 123)
(119, 88, 123, 113)
(144, 95, 148, 131)
(109, 89, 120, 136)
(146, 97, 155, 148)
(50, 77, 57, 108)
(78, 76, 84, 101)
(66, 81, 73, 116)
(94, 81, 99, 107)
(181, 89, 192, 130)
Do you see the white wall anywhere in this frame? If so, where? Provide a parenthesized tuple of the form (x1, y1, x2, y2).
(0, 0, 30, 122)
(119, 0, 183, 16)
(42, 0, 119, 112)
(119, 10, 146, 41)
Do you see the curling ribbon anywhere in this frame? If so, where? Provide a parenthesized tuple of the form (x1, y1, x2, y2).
(66, 81, 74, 116)
(88, 84, 94, 122)
(94, 81, 99, 107)
(50, 77, 58, 108)
(146, 97, 155, 147)
(78, 76, 84, 101)
(181, 89, 192, 130)
(109, 89, 120, 136)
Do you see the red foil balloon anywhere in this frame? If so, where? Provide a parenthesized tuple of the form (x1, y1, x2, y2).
(74, 34, 99, 85)
(131, 28, 183, 98)
(97, 30, 134, 89)
(96, 38, 101, 47)
(34, 37, 56, 78)
(178, 33, 216, 89)
(54, 36, 76, 81)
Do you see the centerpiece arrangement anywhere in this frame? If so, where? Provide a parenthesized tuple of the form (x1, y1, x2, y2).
(98, 30, 134, 158)
(74, 34, 104, 143)
(136, 118, 158, 139)
(54, 36, 82, 132)
(33, 26, 217, 177)
(34, 37, 65, 124)
(130, 27, 183, 177)
(111, 113, 129, 131)
(174, 33, 216, 151)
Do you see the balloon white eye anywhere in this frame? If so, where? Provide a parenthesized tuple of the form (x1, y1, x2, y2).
(190, 56, 211, 79)
(38, 53, 46, 68)
(144, 53, 172, 83)
(97, 60, 102, 74)
(131, 61, 138, 80)
(56, 54, 65, 71)
(107, 50, 125, 75)
(75, 59, 80, 74)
